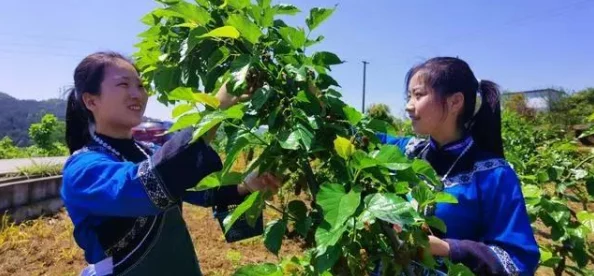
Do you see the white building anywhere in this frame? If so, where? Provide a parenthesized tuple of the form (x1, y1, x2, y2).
(501, 89, 565, 112)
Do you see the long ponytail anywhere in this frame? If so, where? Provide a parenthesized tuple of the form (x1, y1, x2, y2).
(64, 51, 131, 154)
(469, 80, 504, 158)
(65, 87, 92, 154)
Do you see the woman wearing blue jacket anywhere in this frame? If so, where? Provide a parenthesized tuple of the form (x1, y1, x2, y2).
(375, 57, 539, 275)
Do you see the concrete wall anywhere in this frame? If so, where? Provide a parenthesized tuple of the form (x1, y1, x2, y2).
(0, 175, 63, 223)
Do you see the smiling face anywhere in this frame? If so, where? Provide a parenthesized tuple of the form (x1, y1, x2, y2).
(83, 58, 148, 133)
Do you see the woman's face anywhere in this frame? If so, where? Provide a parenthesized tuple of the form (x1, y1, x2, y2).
(405, 71, 463, 138)
(405, 71, 447, 136)
(85, 59, 148, 131)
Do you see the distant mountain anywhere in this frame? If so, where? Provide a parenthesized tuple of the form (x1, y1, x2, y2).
(0, 91, 165, 146)
(0, 92, 67, 146)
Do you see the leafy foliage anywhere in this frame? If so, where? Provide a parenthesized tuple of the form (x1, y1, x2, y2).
(135, 1, 458, 274)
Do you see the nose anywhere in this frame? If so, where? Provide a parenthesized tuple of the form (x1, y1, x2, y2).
(405, 99, 414, 113)
(129, 86, 145, 99)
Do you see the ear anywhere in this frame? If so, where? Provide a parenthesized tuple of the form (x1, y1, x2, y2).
(82, 92, 99, 112)
(448, 92, 465, 115)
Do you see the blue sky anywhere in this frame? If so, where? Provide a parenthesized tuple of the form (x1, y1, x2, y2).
(0, 0, 592, 120)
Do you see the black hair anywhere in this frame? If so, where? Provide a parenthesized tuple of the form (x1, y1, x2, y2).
(404, 57, 504, 158)
(65, 51, 132, 154)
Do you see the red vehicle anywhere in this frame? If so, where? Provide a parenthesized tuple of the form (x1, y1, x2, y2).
(131, 121, 172, 145)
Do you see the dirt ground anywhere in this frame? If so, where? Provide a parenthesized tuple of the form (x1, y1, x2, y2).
(0, 204, 305, 276)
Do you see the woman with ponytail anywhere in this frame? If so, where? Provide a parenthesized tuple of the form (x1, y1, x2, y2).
(374, 57, 539, 275)
(61, 52, 280, 276)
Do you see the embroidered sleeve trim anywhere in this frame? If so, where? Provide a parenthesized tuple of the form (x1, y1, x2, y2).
(404, 137, 426, 158)
(137, 160, 175, 210)
(489, 246, 519, 275)
(442, 158, 508, 188)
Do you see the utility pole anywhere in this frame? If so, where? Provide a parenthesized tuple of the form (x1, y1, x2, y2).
(361, 60, 369, 113)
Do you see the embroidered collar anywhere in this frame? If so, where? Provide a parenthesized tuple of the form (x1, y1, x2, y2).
(428, 135, 473, 154)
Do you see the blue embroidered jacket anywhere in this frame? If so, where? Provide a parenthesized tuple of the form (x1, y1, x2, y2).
(377, 133, 540, 276)
(61, 129, 244, 274)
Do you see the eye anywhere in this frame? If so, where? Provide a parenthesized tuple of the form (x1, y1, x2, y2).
(117, 82, 129, 88)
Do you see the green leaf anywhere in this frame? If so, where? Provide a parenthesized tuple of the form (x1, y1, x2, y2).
(315, 244, 341, 273)
(366, 193, 417, 228)
(225, 103, 246, 119)
(334, 136, 355, 160)
(317, 183, 361, 230)
(352, 151, 378, 170)
(200, 26, 240, 39)
(278, 27, 306, 49)
(172, 103, 195, 118)
(228, 55, 252, 95)
(342, 106, 362, 125)
(365, 118, 398, 136)
(426, 216, 447, 233)
(313, 51, 343, 67)
(233, 263, 282, 276)
(194, 173, 220, 190)
(295, 123, 314, 151)
(577, 211, 594, 232)
(288, 200, 308, 219)
(223, 191, 264, 233)
(193, 93, 221, 108)
(251, 87, 271, 110)
(274, 4, 300, 15)
(227, 0, 250, 9)
(394, 182, 410, 194)
(192, 111, 227, 142)
(522, 185, 542, 198)
(306, 7, 335, 31)
(411, 184, 433, 210)
(161, 2, 211, 25)
(434, 192, 458, 204)
(264, 219, 287, 255)
(168, 87, 196, 102)
(207, 47, 230, 70)
(279, 130, 300, 150)
(412, 159, 439, 185)
(315, 221, 345, 251)
(222, 134, 251, 174)
(227, 14, 262, 44)
(168, 112, 201, 133)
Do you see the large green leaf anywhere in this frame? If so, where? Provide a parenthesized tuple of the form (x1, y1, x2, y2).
(227, 14, 263, 44)
(224, 103, 246, 119)
(425, 216, 447, 233)
(306, 7, 335, 31)
(278, 27, 306, 49)
(313, 51, 343, 67)
(193, 93, 221, 108)
(233, 263, 283, 276)
(317, 183, 361, 230)
(342, 106, 362, 125)
(412, 159, 440, 185)
(172, 103, 195, 118)
(228, 55, 252, 95)
(223, 191, 264, 233)
(366, 193, 417, 228)
(365, 118, 398, 136)
(168, 112, 201, 133)
(279, 130, 300, 150)
(334, 136, 355, 160)
(577, 211, 594, 232)
(155, 2, 211, 25)
(191, 111, 227, 142)
(274, 4, 300, 15)
(315, 244, 341, 273)
(223, 134, 251, 174)
(352, 151, 379, 170)
(315, 221, 346, 253)
(264, 219, 287, 255)
(200, 26, 240, 39)
(295, 123, 314, 151)
(168, 87, 196, 102)
(227, 0, 250, 10)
